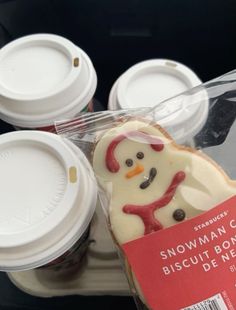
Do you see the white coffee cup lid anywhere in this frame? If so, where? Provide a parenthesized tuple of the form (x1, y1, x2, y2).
(0, 131, 97, 271)
(108, 59, 208, 142)
(109, 59, 202, 110)
(0, 34, 97, 128)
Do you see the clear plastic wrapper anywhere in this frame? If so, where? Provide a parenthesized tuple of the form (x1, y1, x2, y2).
(56, 69, 236, 310)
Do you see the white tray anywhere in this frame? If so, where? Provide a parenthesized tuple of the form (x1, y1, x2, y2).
(8, 203, 130, 297)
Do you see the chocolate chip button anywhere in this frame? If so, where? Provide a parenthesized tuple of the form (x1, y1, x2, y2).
(136, 152, 144, 159)
(125, 159, 133, 167)
(173, 209, 186, 222)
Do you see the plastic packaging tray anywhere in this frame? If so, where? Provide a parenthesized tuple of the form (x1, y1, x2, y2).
(7, 203, 130, 297)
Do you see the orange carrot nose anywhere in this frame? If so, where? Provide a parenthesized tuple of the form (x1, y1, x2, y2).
(126, 164, 144, 179)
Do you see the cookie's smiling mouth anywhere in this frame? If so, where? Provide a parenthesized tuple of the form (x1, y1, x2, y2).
(140, 167, 157, 189)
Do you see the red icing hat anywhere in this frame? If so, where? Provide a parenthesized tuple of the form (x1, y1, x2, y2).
(106, 131, 164, 173)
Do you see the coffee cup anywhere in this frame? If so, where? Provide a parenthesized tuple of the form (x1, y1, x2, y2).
(0, 34, 97, 132)
(108, 59, 208, 144)
(0, 130, 97, 273)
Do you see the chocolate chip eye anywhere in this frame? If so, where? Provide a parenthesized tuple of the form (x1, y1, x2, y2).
(136, 152, 144, 159)
(173, 209, 186, 222)
(125, 159, 133, 167)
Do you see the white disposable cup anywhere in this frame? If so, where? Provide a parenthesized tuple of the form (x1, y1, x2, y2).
(0, 130, 97, 272)
(108, 59, 209, 144)
(0, 34, 97, 131)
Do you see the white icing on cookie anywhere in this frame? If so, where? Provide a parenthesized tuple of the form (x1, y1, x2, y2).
(93, 120, 236, 245)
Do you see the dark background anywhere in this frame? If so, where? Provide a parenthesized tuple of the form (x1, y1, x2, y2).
(0, 0, 236, 309)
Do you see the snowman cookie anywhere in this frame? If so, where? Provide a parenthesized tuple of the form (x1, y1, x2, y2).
(93, 119, 236, 305)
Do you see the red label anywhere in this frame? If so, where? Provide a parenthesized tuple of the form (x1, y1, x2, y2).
(122, 196, 236, 310)
(37, 124, 56, 133)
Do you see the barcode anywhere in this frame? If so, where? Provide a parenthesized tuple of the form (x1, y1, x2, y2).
(182, 293, 228, 310)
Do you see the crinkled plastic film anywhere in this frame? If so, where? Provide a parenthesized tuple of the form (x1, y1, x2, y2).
(55, 70, 236, 310)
